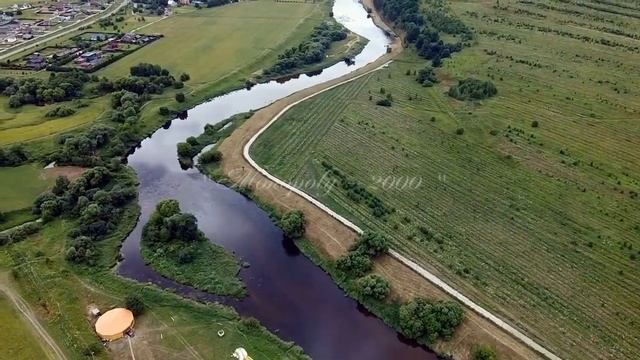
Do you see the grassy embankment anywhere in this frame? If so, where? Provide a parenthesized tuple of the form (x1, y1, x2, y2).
(250, 0, 640, 358)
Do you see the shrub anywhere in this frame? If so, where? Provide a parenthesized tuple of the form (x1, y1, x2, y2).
(456, 128, 465, 135)
(177, 142, 197, 158)
(336, 251, 372, 277)
(357, 274, 390, 300)
(416, 66, 438, 87)
(353, 231, 388, 256)
(158, 106, 170, 115)
(199, 149, 222, 164)
(45, 105, 76, 118)
(173, 81, 184, 89)
(175, 92, 185, 103)
(376, 98, 392, 107)
(399, 298, 464, 342)
(180, 73, 190, 82)
(448, 78, 497, 100)
(279, 210, 306, 239)
(531, 120, 539, 128)
(473, 345, 498, 360)
(125, 293, 145, 315)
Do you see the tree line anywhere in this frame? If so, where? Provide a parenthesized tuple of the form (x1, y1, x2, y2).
(264, 21, 348, 76)
(0, 71, 89, 108)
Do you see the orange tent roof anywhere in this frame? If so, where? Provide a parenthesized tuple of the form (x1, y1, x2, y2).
(95, 308, 134, 340)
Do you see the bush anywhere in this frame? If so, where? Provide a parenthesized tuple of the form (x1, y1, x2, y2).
(376, 98, 392, 107)
(45, 105, 76, 118)
(159, 106, 170, 115)
(180, 73, 190, 82)
(279, 210, 306, 239)
(353, 231, 388, 256)
(455, 128, 464, 135)
(416, 66, 438, 87)
(337, 251, 372, 277)
(473, 345, 498, 360)
(357, 274, 390, 300)
(125, 293, 145, 315)
(175, 92, 185, 103)
(399, 298, 464, 342)
(531, 120, 539, 128)
(199, 149, 222, 163)
(448, 78, 497, 100)
(177, 142, 196, 158)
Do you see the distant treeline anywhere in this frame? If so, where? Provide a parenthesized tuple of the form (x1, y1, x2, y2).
(264, 21, 348, 76)
(0, 71, 89, 108)
(373, 0, 471, 65)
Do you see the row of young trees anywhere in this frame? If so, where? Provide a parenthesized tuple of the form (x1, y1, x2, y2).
(264, 21, 348, 76)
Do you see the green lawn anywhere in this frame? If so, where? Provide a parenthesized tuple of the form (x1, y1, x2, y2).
(250, 0, 640, 357)
(0, 294, 49, 360)
(0, 164, 50, 212)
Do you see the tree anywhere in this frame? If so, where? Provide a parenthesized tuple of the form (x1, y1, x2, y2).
(357, 274, 390, 300)
(353, 231, 389, 256)
(473, 345, 498, 360)
(199, 149, 222, 163)
(52, 176, 70, 196)
(125, 293, 145, 315)
(336, 251, 372, 277)
(279, 210, 306, 239)
(159, 106, 170, 115)
(175, 92, 185, 103)
(399, 298, 464, 341)
(180, 73, 190, 82)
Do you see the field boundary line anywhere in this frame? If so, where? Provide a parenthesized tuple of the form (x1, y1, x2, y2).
(242, 61, 562, 360)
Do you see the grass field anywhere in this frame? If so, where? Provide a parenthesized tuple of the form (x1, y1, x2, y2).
(251, 0, 640, 358)
(0, 207, 308, 359)
(99, 2, 327, 97)
(0, 164, 51, 212)
(0, 294, 49, 359)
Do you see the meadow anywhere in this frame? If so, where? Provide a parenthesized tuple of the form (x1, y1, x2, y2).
(0, 163, 51, 212)
(251, 0, 640, 358)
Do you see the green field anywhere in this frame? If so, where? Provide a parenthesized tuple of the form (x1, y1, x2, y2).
(251, 0, 640, 358)
(99, 1, 327, 98)
(0, 164, 51, 212)
(0, 294, 49, 359)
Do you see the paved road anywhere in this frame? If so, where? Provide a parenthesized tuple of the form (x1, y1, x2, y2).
(0, 274, 67, 360)
(0, 0, 129, 61)
(242, 63, 562, 360)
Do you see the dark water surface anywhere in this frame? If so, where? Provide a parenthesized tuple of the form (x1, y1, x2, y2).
(118, 1, 436, 358)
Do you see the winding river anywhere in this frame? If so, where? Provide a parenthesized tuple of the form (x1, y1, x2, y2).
(118, 1, 436, 358)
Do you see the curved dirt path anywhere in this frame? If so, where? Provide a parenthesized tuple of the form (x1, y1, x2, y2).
(0, 274, 67, 360)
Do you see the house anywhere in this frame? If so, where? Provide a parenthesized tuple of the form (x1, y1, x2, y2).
(25, 52, 46, 69)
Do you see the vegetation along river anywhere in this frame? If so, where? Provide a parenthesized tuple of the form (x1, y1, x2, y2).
(118, 0, 436, 358)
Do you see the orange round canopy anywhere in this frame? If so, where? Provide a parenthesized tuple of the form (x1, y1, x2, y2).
(95, 308, 134, 340)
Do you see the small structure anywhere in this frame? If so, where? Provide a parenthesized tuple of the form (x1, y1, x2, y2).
(25, 52, 46, 69)
(232, 348, 253, 360)
(95, 308, 135, 341)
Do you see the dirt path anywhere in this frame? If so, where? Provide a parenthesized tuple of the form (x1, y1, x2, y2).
(0, 273, 67, 360)
(218, 1, 560, 359)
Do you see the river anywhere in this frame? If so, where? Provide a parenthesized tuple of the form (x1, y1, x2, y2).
(118, 0, 437, 358)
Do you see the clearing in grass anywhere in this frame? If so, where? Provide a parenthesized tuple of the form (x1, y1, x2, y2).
(0, 163, 51, 212)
